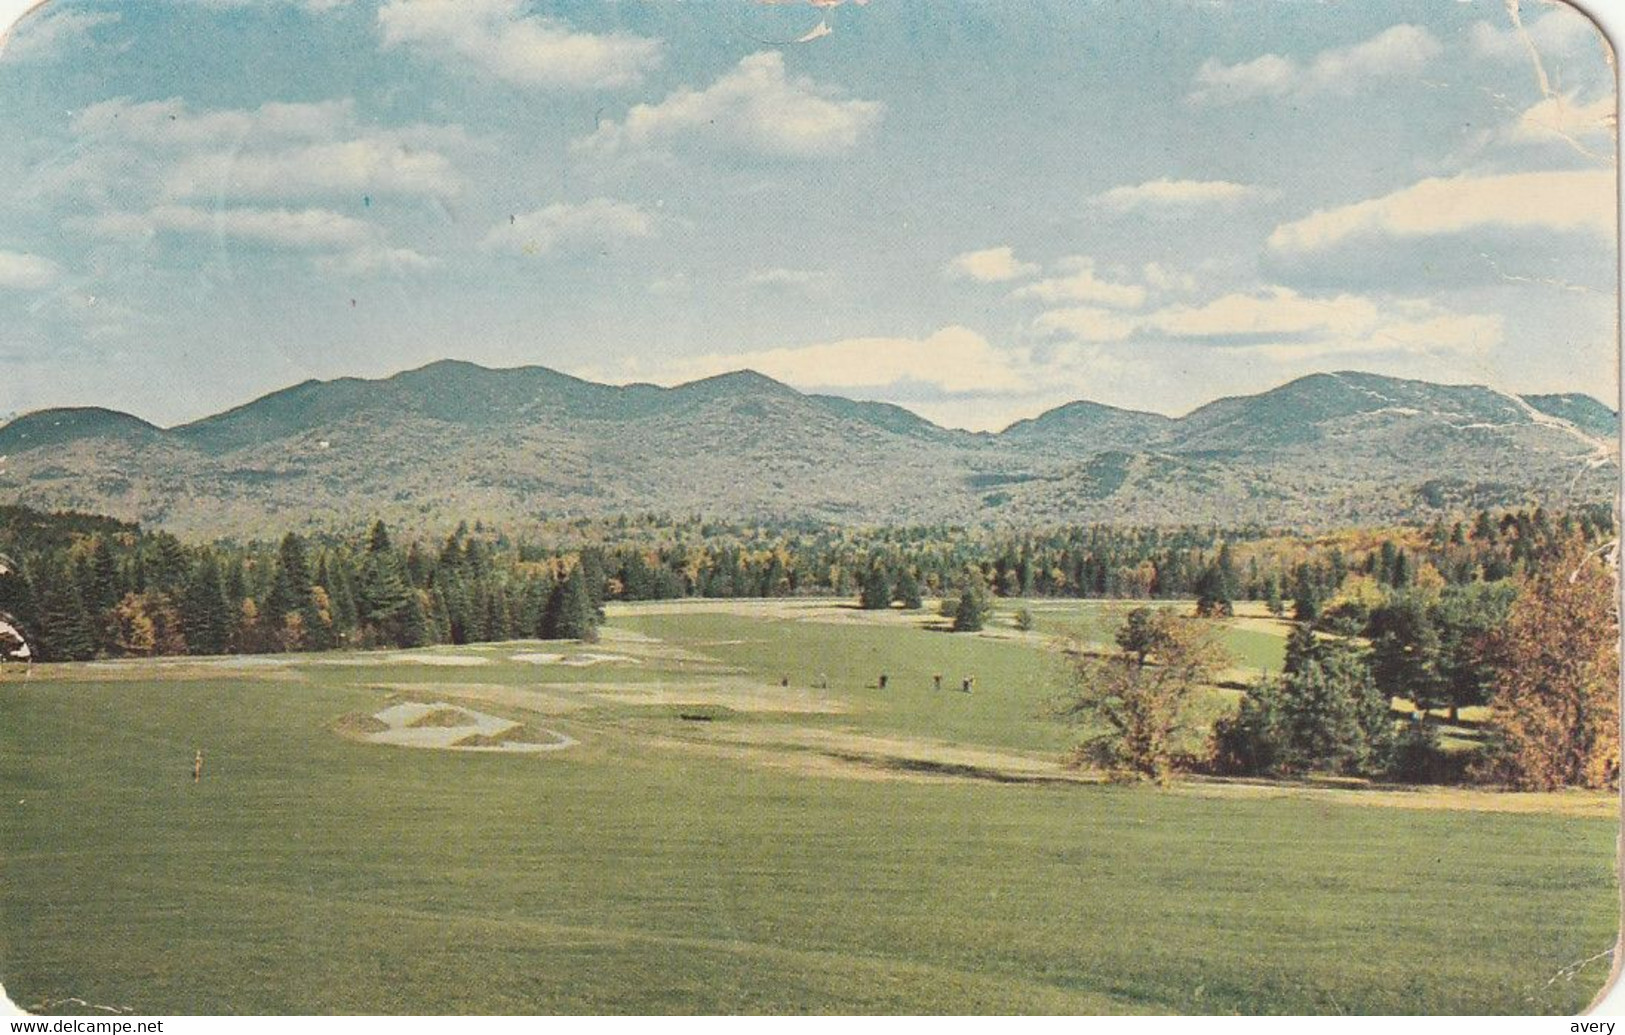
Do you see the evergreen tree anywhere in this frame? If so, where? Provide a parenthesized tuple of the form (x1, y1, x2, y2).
(1194, 562, 1234, 617)
(1214, 640, 1392, 777)
(545, 567, 599, 642)
(401, 589, 431, 648)
(357, 551, 412, 645)
(578, 549, 608, 616)
(858, 566, 892, 610)
(893, 568, 923, 610)
(952, 569, 992, 632)
(181, 555, 232, 656)
(150, 533, 189, 595)
(35, 559, 97, 661)
(1215, 541, 1239, 601)
(1262, 575, 1284, 616)
(1431, 581, 1516, 723)
(1369, 593, 1446, 713)
(86, 537, 122, 614)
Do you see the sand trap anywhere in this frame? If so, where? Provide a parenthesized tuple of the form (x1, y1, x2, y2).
(394, 654, 492, 667)
(510, 651, 638, 667)
(317, 653, 492, 668)
(558, 652, 637, 666)
(363, 701, 575, 752)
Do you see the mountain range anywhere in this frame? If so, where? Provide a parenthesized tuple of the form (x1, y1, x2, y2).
(0, 361, 1616, 537)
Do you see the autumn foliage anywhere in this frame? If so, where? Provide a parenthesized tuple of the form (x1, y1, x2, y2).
(1060, 608, 1231, 784)
(1485, 536, 1620, 790)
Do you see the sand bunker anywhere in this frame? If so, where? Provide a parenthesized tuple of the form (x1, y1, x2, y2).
(362, 701, 575, 752)
(510, 651, 638, 667)
(317, 653, 492, 668)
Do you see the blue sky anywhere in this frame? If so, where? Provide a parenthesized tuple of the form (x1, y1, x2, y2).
(0, 0, 1615, 430)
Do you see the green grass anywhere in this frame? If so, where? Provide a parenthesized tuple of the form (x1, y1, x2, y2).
(615, 608, 1076, 753)
(0, 601, 1615, 1015)
(1022, 599, 1287, 677)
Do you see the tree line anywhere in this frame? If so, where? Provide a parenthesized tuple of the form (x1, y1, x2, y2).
(0, 503, 1610, 669)
(1061, 533, 1618, 791)
(1, 512, 601, 660)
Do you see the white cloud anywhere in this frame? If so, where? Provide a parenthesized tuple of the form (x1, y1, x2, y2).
(1502, 92, 1615, 148)
(81, 205, 436, 276)
(1141, 262, 1198, 294)
(607, 325, 1027, 394)
(164, 138, 462, 200)
(1267, 170, 1615, 256)
(1303, 23, 1440, 90)
(944, 246, 1039, 283)
(1188, 24, 1441, 105)
(2, 8, 119, 63)
(1187, 53, 1296, 106)
(1240, 311, 1504, 362)
(0, 251, 61, 290)
(316, 244, 438, 276)
(482, 198, 654, 255)
(1010, 259, 1146, 308)
(1033, 287, 1502, 360)
(62, 98, 470, 205)
(573, 51, 882, 158)
(1149, 288, 1381, 339)
(89, 205, 374, 249)
(378, 0, 660, 89)
(48, 98, 462, 270)
(1469, 6, 1603, 62)
(73, 97, 355, 147)
(1032, 306, 1140, 343)
(1090, 178, 1266, 213)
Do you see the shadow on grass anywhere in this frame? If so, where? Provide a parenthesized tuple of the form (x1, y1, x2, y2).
(824, 750, 1088, 786)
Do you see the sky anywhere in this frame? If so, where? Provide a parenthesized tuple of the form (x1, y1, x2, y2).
(0, 0, 1616, 431)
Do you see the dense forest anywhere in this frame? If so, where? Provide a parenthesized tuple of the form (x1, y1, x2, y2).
(0, 503, 1610, 666)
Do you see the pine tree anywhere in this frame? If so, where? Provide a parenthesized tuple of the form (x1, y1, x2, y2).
(858, 566, 892, 610)
(150, 534, 189, 595)
(1194, 562, 1234, 617)
(86, 537, 122, 614)
(35, 559, 97, 661)
(264, 533, 312, 625)
(545, 568, 598, 642)
(402, 589, 431, 648)
(578, 549, 608, 616)
(181, 554, 232, 656)
(952, 569, 992, 632)
(1215, 639, 1392, 777)
(1369, 593, 1446, 714)
(356, 549, 412, 646)
(893, 568, 923, 610)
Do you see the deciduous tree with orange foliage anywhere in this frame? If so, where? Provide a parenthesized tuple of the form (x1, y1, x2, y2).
(1058, 607, 1231, 785)
(1486, 535, 1619, 790)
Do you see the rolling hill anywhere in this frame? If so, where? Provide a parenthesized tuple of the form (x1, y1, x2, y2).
(0, 362, 1614, 536)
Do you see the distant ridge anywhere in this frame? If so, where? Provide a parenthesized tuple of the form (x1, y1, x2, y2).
(0, 363, 1614, 536)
